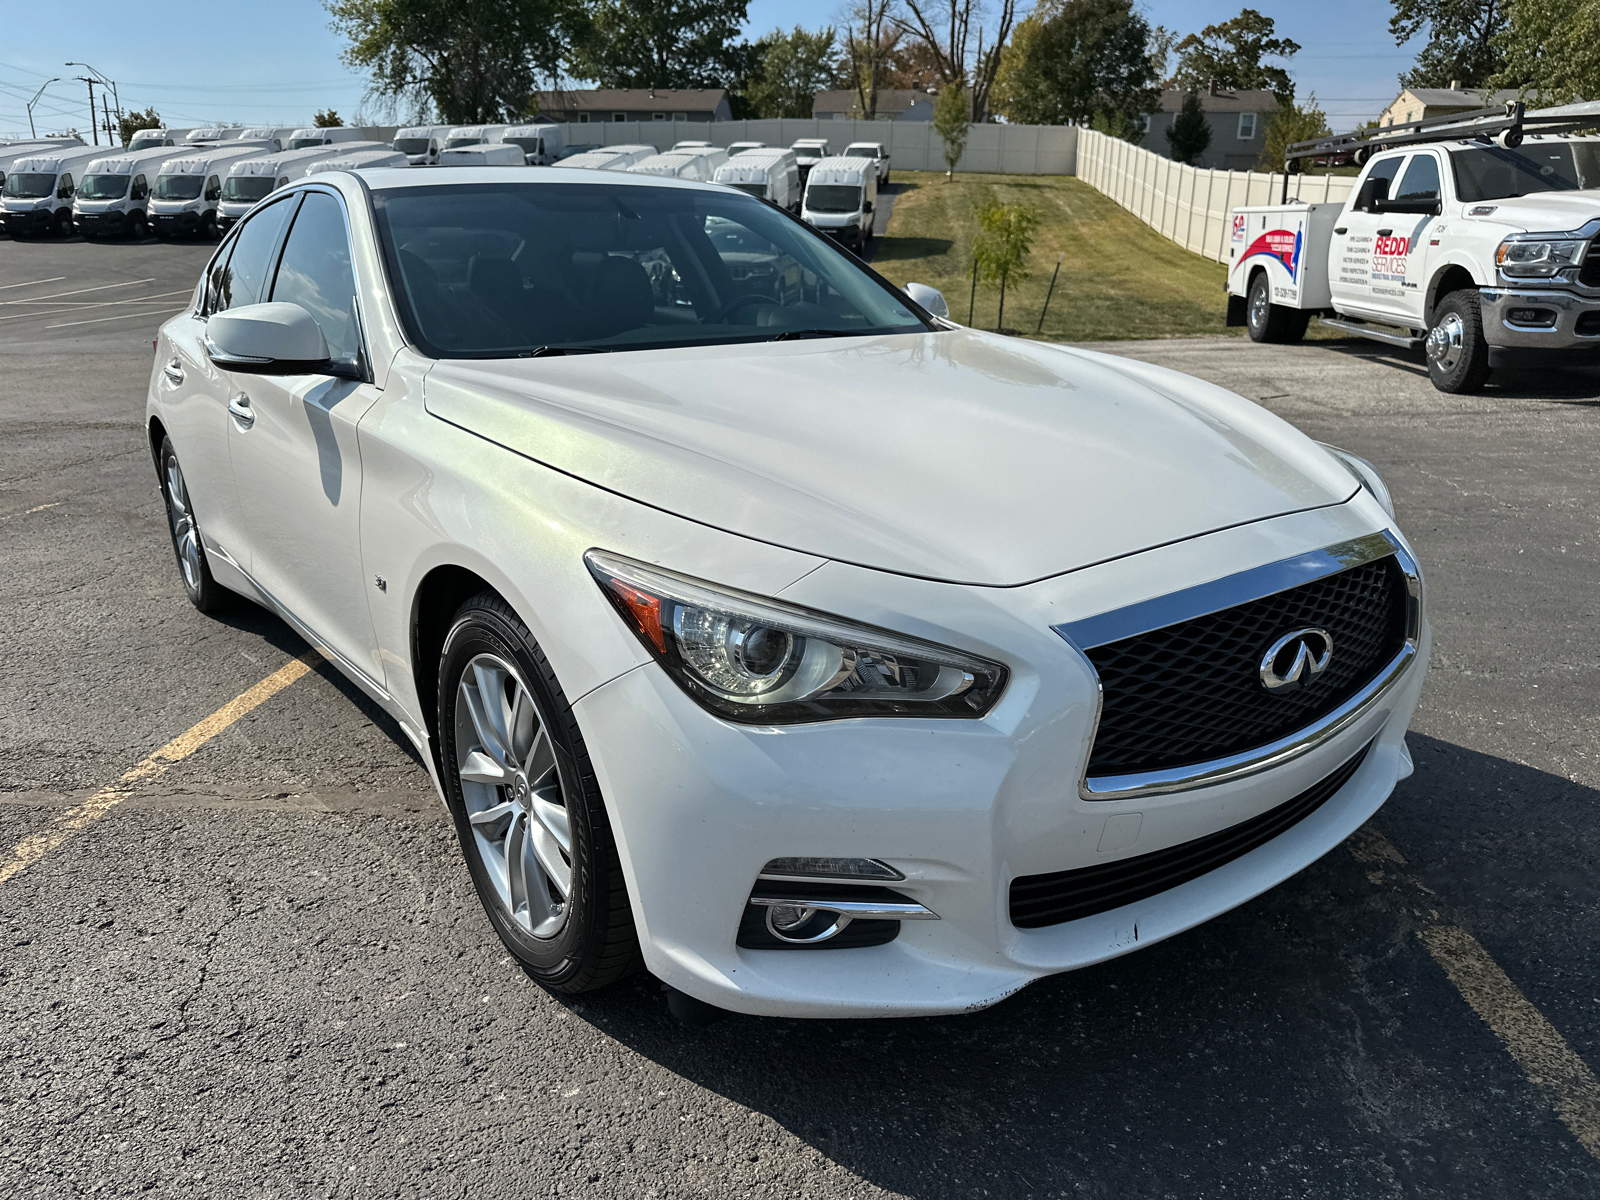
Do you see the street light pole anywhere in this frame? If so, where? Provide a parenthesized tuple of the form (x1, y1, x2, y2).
(26, 78, 60, 138)
(65, 62, 121, 136)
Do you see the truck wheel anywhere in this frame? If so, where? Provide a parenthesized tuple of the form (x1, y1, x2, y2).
(54, 209, 72, 237)
(1425, 290, 1491, 394)
(1246, 273, 1307, 343)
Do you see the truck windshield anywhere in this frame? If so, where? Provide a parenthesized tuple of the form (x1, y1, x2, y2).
(371, 180, 928, 358)
(76, 173, 129, 200)
(503, 137, 541, 157)
(393, 138, 431, 155)
(807, 185, 861, 213)
(287, 138, 326, 150)
(844, 146, 880, 157)
(222, 176, 275, 202)
(1450, 142, 1600, 201)
(128, 134, 164, 151)
(444, 136, 482, 149)
(2, 172, 55, 198)
(155, 174, 205, 200)
(727, 182, 767, 197)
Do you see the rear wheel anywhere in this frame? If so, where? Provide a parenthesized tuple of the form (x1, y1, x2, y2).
(1246, 272, 1309, 343)
(438, 593, 641, 994)
(1425, 289, 1491, 393)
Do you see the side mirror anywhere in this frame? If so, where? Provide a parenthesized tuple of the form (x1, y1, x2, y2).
(205, 302, 352, 377)
(1353, 175, 1390, 213)
(904, 282, 949, 319)
(864, 200, 874, 213)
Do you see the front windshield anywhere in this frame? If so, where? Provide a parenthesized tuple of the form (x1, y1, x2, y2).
(287, 138, 325, 150)
(222, 175, 274, 202)
(503, 137, 539, 155)
(844, 146, 880, 158)
(807, 184, 861, 213)
(1450, 141, 1600, 201)
(394, 138, 431, 155)
(727, 182, 766, 197)
(3, 172, 54, 199)
(76, 173, 129, 200)
(372, 181, 928, 358)
(154, 174, 204, 200)
(128, 134, 163, 151)
(444, 136, 482, 149)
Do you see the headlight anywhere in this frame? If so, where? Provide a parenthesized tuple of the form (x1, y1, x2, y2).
(1496, 237, 1587, 278)
(1321, 444, 1395, 518)
(585, 550, 1008, 724)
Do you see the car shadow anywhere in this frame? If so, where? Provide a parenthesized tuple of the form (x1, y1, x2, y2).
(547, 734, 1600, 1195)
(1312, 335, 1600, 398)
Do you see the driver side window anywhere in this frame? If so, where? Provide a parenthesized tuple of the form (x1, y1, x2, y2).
(1395, 154, 1441, 202)
(131, 174, 148, 201)
(1360, 156, 1406, 210)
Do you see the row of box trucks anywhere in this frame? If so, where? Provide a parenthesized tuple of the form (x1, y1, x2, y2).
(1, 127, 889, 248)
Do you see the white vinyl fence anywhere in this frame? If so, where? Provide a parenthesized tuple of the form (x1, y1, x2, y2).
(1074, 129, 1356, 264)
(552, 118, 1080, 175)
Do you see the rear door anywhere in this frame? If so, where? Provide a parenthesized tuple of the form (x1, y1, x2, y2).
(1328, 153, 1407, 318)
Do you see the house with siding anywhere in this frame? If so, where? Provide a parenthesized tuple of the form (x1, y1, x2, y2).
(1378, 85, 1540, 128)
(1142, 86, 1279, 170)
(531, 89, 732, 124)
(811, 89, 937, 121)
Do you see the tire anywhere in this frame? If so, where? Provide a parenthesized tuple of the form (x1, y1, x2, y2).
(130, 212, 147, 239)
(1425, 289, 1492, 394)
(53, 209, 72, 237)
(202, 211, 218, 239)
(1246, 272, 1308, 343)
(157, 437, 231, 614)
(438, 592, 641, 994)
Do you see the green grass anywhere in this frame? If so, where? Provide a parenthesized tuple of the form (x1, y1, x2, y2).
(873, 171, 1239, 342)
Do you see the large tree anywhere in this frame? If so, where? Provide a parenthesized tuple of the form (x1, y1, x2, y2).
(1257, 93, 1331, 170)
(327, 0, 574, 123)
(567, 0, 752, 89)
(1493, 0, 1599, 103)
(746, 27, 838, 118)
(893, 0, 1019, 123)
(841, 0, 899, 120)
(1173, 8, 1300, 102)
(992, 0, 1159, 131)
(1391, 0, 1509, 88)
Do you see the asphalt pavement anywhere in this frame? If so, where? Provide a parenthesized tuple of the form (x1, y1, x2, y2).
(3, 234, 1600, 1198)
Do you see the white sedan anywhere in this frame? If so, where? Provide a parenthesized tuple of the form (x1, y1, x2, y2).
(147, 167, 1429, 1019)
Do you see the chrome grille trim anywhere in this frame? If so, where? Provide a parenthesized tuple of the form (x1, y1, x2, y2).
(1054, 530, 1422, 802)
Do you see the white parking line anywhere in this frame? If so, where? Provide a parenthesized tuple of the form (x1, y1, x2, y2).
(0, 293, 190, 325)
(44, 307, 186, 330)
(0, 503, 61, 524)
(2, 288, 192, 308)
(0, 276, 66, 291)
(0, 278, 156, 304)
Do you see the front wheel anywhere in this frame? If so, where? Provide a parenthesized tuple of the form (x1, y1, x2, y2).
(438, 593, 641, 994)
(1425, 289, 1491, 393)
(1246, 272, 1309, 343)
(157, 437, 231, 613)
(53, 209, 72, 237)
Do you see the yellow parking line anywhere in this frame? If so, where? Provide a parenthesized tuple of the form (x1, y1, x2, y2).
(0, 650, 323, 886)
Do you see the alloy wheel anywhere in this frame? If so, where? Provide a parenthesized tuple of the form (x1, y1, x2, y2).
(164, 457, 203, 593)
(453, 653, 573, 939)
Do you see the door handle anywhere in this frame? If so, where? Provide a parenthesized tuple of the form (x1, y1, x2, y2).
(1376, 228, 1394, 237)
(1333, 226, 1347, 235)
(227, 393, 255, 428)
(163, 358, 184, 385)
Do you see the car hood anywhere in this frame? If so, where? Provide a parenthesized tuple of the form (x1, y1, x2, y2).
(1470, 191, 1600, 232)
(422, 329, 1358, 585)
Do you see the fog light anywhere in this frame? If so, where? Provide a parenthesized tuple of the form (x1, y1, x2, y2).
(768, 904, 816, 932)
(1507, 307, 1557, 327)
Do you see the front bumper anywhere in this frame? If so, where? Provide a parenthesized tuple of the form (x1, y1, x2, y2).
(1480, 285, 1600, 349)
(2, 207, 54, 234)
(572, 497, 1429, 1018)
(151, 209, 202, 235)
(74, 209, 130, 235)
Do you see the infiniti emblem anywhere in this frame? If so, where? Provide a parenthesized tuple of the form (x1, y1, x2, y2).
(1259, 628, 1334, 693)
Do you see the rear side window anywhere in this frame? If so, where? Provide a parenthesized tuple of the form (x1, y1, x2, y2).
(1395, 154, 1441, 202)
(214, 196, 296, 314)
(269, 191, 361, 366)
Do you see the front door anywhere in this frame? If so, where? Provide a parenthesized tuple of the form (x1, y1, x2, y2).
(224, 188, 383, 684)
(1376, 151, 1447, 326)
(1329, 153, 1408, 319)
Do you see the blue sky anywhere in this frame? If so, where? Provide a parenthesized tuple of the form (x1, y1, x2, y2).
(0, 0, 1423, 139)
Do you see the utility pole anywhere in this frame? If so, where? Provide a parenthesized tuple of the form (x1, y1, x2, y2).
(66, 62, 121, 140)
(26, 78, 60, 138)
(102, 93, 115, 145)
(77, 76, 98, 145)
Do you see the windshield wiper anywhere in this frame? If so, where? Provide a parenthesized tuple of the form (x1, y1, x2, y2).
(520, 345, 610, 358)
(765, 328, 863, 342)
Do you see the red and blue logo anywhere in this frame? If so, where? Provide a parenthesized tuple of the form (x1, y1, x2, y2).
(1241, 226, 1303, 280)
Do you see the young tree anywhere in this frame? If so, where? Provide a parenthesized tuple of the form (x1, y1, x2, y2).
(971, 199, 1040, 331)
(1257, 93, 1331, 171)
(992, 0, 1159, 129)
(1173, 8, 1300, 102)
(1391, 0, 1509, 88)
(894, 0, 1019, 122)
(1493, 0, 1600, 104)
(746, 27, 837, 118)
(568, 0, 752, 88)
(326, 0, 576, 124)
(1165, 91, 1211, 164)
(118, 107, 161, 145)
(314, 108, 345, 127)
(933, 84, 971, 178)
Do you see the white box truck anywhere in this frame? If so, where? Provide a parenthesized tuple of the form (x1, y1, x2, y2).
(0, 140, 85, 193)
(442, 125, 510, 150)
(1, 145, 103, 237)
(842, 141, 891, 187)
(392, 125, 448, 165)
(790, 138, 831, 179)
(713, 148, 801, 212)
(503, 123, 565, 165)
(185, 127, 244, 143)
(72, 147, 188, 238)
(215, 143, 385, 230)
(284, 127, 370, 150)
(127, 128, 188, 152)
(439, 143, 524, 166)
(150, 145, 278, 238)
(629, 149, 727, 182)
(304, 147, 410, 174)
(1228, 101, 1600, 392)
(801, 155, 878, 250)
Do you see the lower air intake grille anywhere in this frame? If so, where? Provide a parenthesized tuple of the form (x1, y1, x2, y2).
(1009, 742, 1371, 929)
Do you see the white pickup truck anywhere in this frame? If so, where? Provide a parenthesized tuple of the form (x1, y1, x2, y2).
(1227, 110, 1600, 393)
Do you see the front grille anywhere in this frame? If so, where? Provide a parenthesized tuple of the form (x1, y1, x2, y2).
(1083, 557, 1408, 779)
(1010, 742, 1371, 928)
